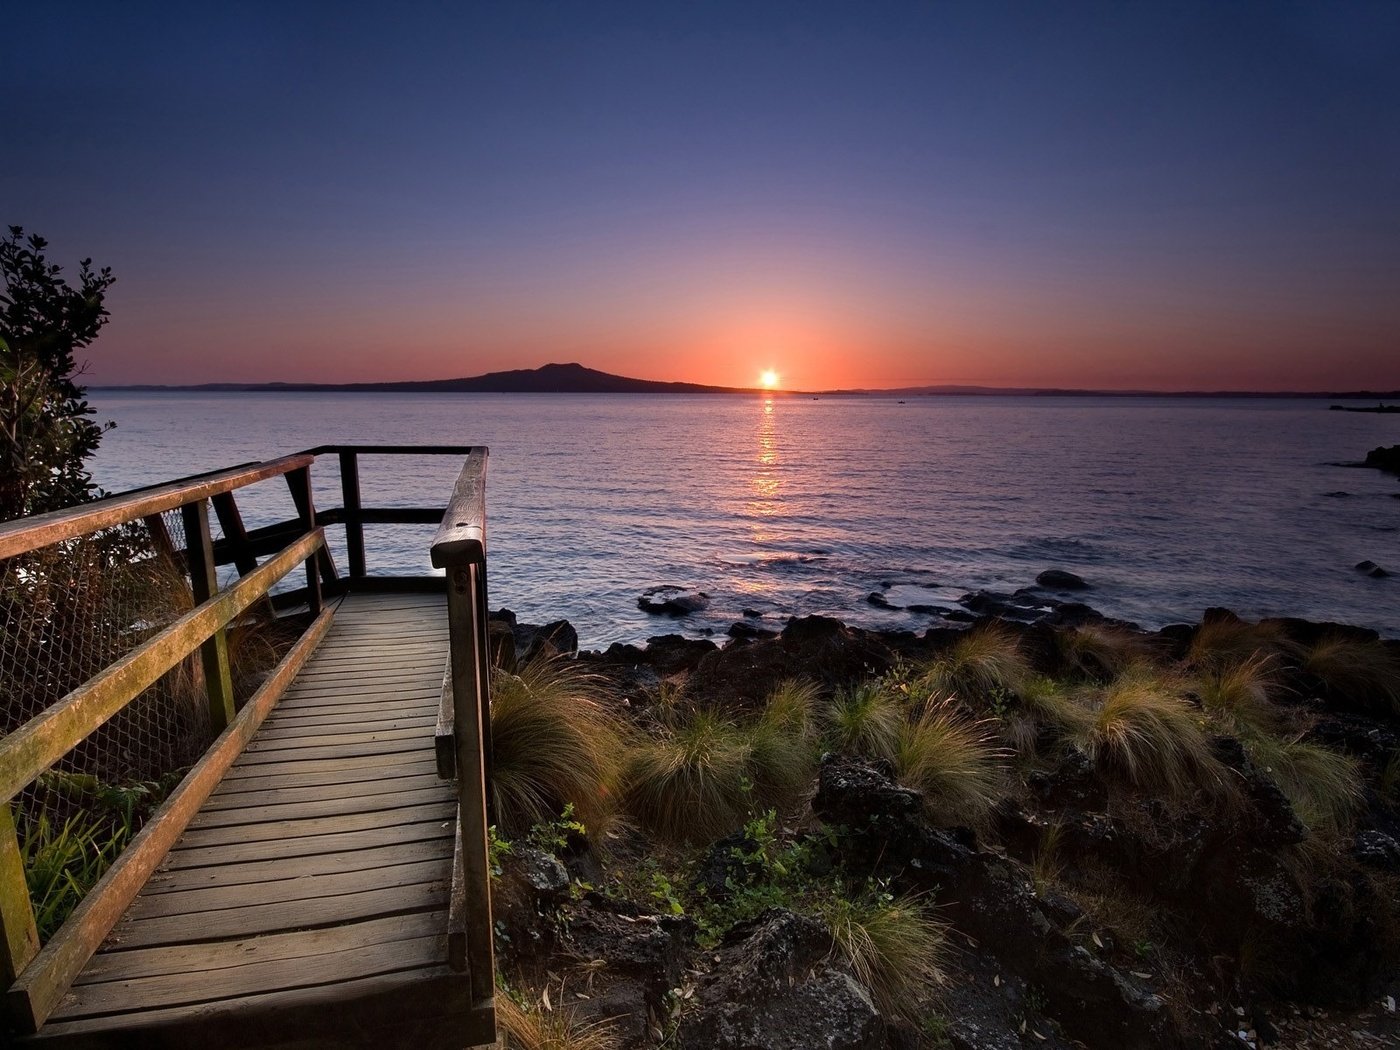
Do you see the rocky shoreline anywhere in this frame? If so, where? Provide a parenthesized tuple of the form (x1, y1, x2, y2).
(484, 599, 1400, 1049)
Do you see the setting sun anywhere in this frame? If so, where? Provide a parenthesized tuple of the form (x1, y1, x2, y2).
(759, 369, 780, 389)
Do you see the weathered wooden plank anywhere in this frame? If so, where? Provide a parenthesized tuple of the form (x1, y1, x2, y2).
(0, 530, 324, 806)
(125, 858, 448, 920)
(4, 601, 336, 1034)
(232, 737, 434, 765)
(171, 802, 456, 849)
(143, 838, 451, 897)
(252, 715, 436, 742)
(435, 663, 455, 779)
(0, 454, 313, 562)
(204, 757, 440, 796)
(32, 965, 488, 1049)
(279, 683, 440, 703)
(162, 818, 453, 871)
(261, 706, 437, 730)
(0, 802, 40, 984)
(202, 771, 443, 811)
(186, 786, 451, 830)
(71, 911, 446, 986)
(107, 879, 449, 949)
(56, 933, 446, 1019)
(217, 750, 440, 781)
(242, 725, 434, 755)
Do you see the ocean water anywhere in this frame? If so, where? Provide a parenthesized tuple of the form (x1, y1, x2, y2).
(87, 391, 1399, 646)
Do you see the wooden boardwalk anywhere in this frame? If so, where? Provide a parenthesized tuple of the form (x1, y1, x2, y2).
(29, 592, 490, 1049)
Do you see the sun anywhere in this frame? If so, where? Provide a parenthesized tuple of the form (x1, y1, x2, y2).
(759, 369, 780, 390)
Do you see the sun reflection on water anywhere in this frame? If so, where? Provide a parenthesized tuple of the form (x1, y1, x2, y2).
(750, 397, 781, 516)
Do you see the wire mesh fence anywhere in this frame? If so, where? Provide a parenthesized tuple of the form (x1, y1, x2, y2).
(1, 501, 299, 944)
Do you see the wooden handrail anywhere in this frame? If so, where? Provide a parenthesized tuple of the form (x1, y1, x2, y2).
(0, 454, 314, 561)
(431, 450, 495, 1006)
(430, 449, 487, 569)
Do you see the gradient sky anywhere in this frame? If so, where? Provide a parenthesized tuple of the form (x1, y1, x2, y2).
(5, 1, 1399, 390)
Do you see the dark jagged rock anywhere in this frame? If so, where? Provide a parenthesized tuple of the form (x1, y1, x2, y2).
(1353, 830, 1400, 872)
(727, 620, 777, 641)
(1037, 568, 1091, 590)
(812, 757, 1181, 1049)
(867, 590, 896, 609)
(678, 909, 885, 1050)
(692, 828, 764, 900)
(684, 616, 895, 707)
(515, 618, 579, 665)
(491, 844, 571, 972)
(741, 607, 764, 618)
(1027, 748, 1106, 810)
(643, 633, 718, 675)
(559, 894, 693, 1045)
(1363, 444, 1400, 476)
(1355, 560, 1390, 578)
(639, 585, 711, 616)
(1211, 736, 1307, 849)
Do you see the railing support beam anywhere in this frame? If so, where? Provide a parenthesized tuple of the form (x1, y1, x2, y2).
(0, 802, 39, 986)
(182, 500, 236, 732)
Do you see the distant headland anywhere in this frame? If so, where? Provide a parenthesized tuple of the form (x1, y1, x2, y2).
(94, 362, 1400, 399)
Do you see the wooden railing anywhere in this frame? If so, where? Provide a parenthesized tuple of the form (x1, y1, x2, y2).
(430, 449, 496, 1016)
(0, 454, 329, 1030)
(0, 444, 492, 1034)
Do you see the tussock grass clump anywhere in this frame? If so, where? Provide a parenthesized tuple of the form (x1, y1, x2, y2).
(821, 892, 946, 1023)
(748, 680, 821, 807)
(495, 994, 620, 1050)
(1245, 734, 1364, 834)
(1073, 669, 1220, 795)
(490, 657, 628, 837)
(892, 703, 1005, 827)
(1019, 675, 1095, 737)
(1186, 618, 1300, 671)
(1194, 653, 1283, 737)
(1055, 625, 1152, 682)
(922, 622, 1029, 702)
(1304, 635, 1400, 712)
(823, 681, 902, 761)
(622, 710, 753, 843)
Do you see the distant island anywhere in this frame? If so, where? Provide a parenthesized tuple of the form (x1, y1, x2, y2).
(96, 362, 1400, 399)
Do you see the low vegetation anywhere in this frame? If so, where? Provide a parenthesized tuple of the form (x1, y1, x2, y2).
(490, 657, 629, 837)
(820, 889, 947, 1023)
(1304, 634, 1400, 712)
(921, 621, 1029, 701)
(892, 702, 1004, 827)
(494, 993, 620, 1050)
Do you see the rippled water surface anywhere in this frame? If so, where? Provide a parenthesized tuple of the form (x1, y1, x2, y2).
(88, 392, 1399, 645)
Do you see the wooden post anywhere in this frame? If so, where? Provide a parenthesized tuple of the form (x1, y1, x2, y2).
(339, 450, 367, 579)
(446, 560, 495, 1007)
(0, 802, 40, 986)
(286, 467, 332, 610)
(181, 500, 236, 731)
(142, 514, 177, 563)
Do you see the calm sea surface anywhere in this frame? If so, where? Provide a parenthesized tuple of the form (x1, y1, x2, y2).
(88, 392, 1399, 646)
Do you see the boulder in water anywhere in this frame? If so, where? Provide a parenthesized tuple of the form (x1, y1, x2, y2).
(639, 585, 711, 616)
(1036, 569, 1090, 590)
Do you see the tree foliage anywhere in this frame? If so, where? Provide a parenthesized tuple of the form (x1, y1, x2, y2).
(1, 226, 115, 521)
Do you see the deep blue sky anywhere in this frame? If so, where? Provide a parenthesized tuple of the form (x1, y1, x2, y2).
(5, 1, 1398, 389)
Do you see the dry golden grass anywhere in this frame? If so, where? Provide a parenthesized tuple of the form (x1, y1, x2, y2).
(621, 709, 753, 843)
(1194, 652, 1284, 737)
(495, 994, 621, 1050)
(1186, 618, 1301, 671)
(748, 680, 821, 808)
(1072, 669, 1221, 796)
(892, 702, 1005, 827)
(1056, 624, 1153, 682)
(823, 681, 903, 761)
(1245, 733, 1364, 834)
(1304, 634, 1400, 712)
(922, 621, 1030, 702)
(821, 892, 947, 1023)
(490, 656, 629, 837)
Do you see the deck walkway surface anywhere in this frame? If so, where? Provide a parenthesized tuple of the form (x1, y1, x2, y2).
(32, 592, 483, 1049)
